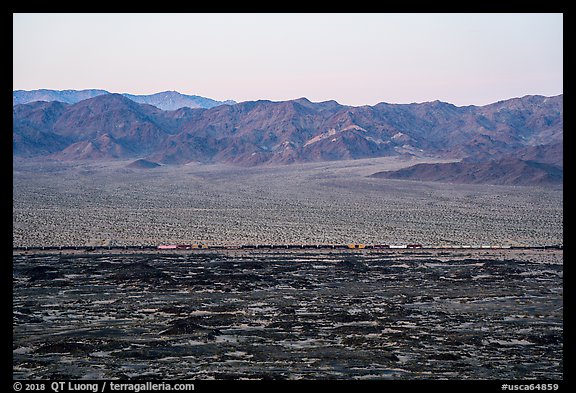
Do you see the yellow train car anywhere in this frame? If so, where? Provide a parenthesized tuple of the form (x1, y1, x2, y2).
(191, 244, 209, 249)
(348, 244, 366, 249)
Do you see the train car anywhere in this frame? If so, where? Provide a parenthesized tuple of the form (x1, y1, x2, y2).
(347, 244, 366, 249)
(544, 244, 563, 249)
(373, 244, 390, 249)
(158, 245, 177, 250)
(317, 244, 335, 249)
(192, 244, 209, 249)
(406, 243, 423, 249)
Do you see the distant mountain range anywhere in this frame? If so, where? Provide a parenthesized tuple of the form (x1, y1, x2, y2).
(13, 89, 236, 110)
(13, 92, 562, 186)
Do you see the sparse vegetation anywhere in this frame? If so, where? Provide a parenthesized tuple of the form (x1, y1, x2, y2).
(12, 157, 563, 247)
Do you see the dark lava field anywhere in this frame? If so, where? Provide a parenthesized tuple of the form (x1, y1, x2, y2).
(13, 249, 563, 380)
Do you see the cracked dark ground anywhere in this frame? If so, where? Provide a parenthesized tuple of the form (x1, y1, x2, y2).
(13, 249, 562, 380)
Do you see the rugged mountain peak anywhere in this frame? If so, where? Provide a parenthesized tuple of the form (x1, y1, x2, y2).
(291, 97, 312, 105)
(13, 93, 563, 185)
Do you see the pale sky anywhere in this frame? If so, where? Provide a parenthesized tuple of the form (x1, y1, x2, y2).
(13, 13, 563, 107)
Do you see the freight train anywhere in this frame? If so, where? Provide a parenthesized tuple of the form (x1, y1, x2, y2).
(156, 243, 423, 250)
(158, 244, 209, 250)
(13, 243, 562, 252)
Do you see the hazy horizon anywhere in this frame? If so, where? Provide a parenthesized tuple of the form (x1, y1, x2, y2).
(14, 13, 562, 107)
(11, 87, 565, 108)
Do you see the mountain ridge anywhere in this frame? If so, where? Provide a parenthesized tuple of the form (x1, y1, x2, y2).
(13, 93, 563, 186)
(370, 155, 563, 186)
(13, 89, 236, 110)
